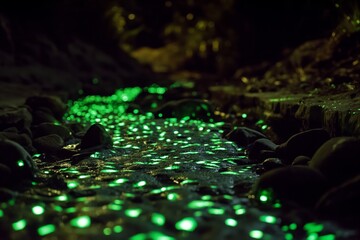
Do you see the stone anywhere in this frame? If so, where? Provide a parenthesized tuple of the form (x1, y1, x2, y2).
(292, 155, 311, 166)
(262, 158, 284, 171)
(275, 128, 330, 164)
(25, 95, 67, 120)
(80, 124, 113, 149)
(225, 127, 268, 147)
(33, 134, 64, 154)
(247, 138, 278, 162)
(309, 137, 360, 184)
(0, 132, 32, 149)
(32, 109, 58, 125)
(0, 105, 32, 130)
(154, 99, 215, 122)
(0, 163, 12, 187)
(0, 139, 37, 186)
(251, 166, 329, 207)
(316, 175, 360, 218)
(32, 123, 72, 141)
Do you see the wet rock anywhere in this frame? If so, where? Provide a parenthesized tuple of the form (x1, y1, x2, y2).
(251, 166, 328, 206)
(0, 131, 32, 149)
(0, 105, 32, 130)
(80, 124, 113, 149)
(33, 134, 64, 154)
(225, 127, 268, 147)
(309, 137, 360, 184)
(25, 95, 67, 120)
(65, 123, 85, 136)
(32, 123, 72, 141)
(247, 138, 278, 162)
(316, 175, 360, 218)
(0, 163, 12, 187)
(292, 155, 311, 166)
(262, 158, 284, 171)
(154, 99, 215, 122)
(275, 128, 330, 164)
(32, 109, 58, 124)
(0, 139, 37, 186)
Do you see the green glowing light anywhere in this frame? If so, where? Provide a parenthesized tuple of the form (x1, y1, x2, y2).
(113, 225, 123, 233)
(167, 193, 180, 201)
(225, 218, 238, 227)
(249, 230, 264, 239)
(208, 208, 225, 215)
(17, 159, 25, 167)
(187, 200, 214, 209)
(242, 113, 248, 118)
(12, 219, 27, 231)
(289, 223, 297, 230)
(307, 233, 318, 240)
(32, 206, 45, 215)
(134, 181, 147, 187)
(318, 234, 335, 240)
(0, 209, 3, 217)
(175, 217, 197, 232)
(304, 222, 324, 233)
(70, 216, 91, 228)
(260, 195, 268, 202)
(152, 213, 166, 226)
(125, 208, 142, 218)
(38, 224, 56, 236)
(115, 178, 128, 184)
(235, 208, 246, 215)
(103, 228, 111, 235)
(130, 231, 175, 240)
(55, 195, 68, 201)
(108, 204, 122, 211)
(285, 233, 294, 240)
(67, 182, 79, 189)
(259, 215, 277, 224)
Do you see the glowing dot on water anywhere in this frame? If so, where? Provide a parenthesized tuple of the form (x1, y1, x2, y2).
(289, 223, 297, 230)
(70, 216, 91, 228)
(304, 222, 324, 233)
(103, 227, 111, 236)
(134, 181, 146, 187)
(0, 209, 4, 217)
(260, 196, 268, 202)
(317, 234, 336, 240)
(38, 224, 56, 236)
(208, 208, 225, 215)
(115, 178, 128, 184)
(225, 218, 238, 227)
(17, 160, 25, 167)
(187, 200, 214, 209)
(259, 215, 277, 224)
(285, 233, 294, 240)
(152, 213, 166, 226)
(175, 217, 197, 232)
(242, 113, 248, 118)
(113, 225, 123, 233)
(235, 208, 246, 215)
(125, 208, 142, 218)
(12, 219, 27, 231)
(32, 206, 45, 215)
(55, 195, 68, 201)
(307, 233, 318, 240)
(67, 182, 79, 189)
(249, 230, 264, 239)
(167, 193, 180, 201)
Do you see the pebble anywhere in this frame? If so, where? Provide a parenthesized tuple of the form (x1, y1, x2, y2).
(32, 109, 58, 124)
(262, 158, 284, 171)
(251, 166, 329, 206)
(0, 139, 37, 186)
(316, 175, 360, 219)
(26, 95, 67, 120)
(0, 106, 32, 130)
(80, 123, 113, 149)
(32, 123, 72, 141)
(292, 155, 311, 166)
(247, 138, 278, 162)
(309, 137, 360, 184)
(275, 128, 330, 164)
(33, 134, 64, 154)
(225, 127, 268, 147)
